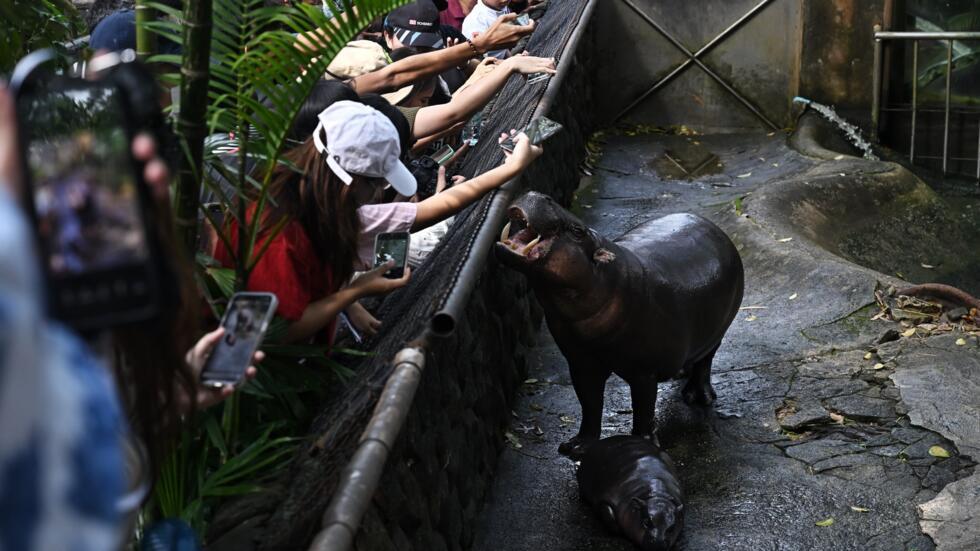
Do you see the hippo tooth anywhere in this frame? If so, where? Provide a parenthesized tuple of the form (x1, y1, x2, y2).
(500, 221, 512, 242)
(522, 236, 542, 255)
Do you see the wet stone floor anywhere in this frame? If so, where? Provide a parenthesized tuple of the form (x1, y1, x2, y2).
(472, 132, 979, 551)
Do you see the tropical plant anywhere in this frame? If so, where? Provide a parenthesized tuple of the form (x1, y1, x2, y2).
(137, 0, 410, 539)
(0, 0, 85, 74)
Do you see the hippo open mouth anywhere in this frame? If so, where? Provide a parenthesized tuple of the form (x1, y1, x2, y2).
(497, 206, 554, 262)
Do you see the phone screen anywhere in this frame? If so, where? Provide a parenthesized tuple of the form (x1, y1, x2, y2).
(20, 82, 148, 277)
(499, 116, 563, 152)
(374, 232, 410, 279)
(201, 293, 277, 386)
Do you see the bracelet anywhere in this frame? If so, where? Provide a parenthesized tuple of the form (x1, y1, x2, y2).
(465, 39, 484, 57)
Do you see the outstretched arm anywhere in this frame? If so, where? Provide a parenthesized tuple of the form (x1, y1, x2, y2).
(349, 13, 533, 94)
(413, 133, 542, 231)
(412, 54, 555, 138)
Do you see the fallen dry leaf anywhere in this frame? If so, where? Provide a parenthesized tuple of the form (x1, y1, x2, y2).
(956, 338, 967, 346)
(740, 305, 767, 310)
(524, 378, 538, 384)
(815, 518, 834, 527)
(873, 363, 885, 370)
(921, 263, 935, 269)
(928, 445, 950, 458)
(864, 352, 873, 360)
(746, 315, 757, 322)
(902, 328, 916, 338)
(850, 506, 870, 513)
(737, 172, 753, 178)
(777, 237, 793, 243)
(789, 293, 798, 300)
(505, 432, 523, 449)
(829, 412, 845, 424)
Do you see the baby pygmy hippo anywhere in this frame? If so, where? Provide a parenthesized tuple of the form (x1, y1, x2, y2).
(576, 436, 684, 551)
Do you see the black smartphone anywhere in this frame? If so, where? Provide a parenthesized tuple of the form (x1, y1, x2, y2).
(11, 51, 164, 331)
(200, 292, 278, 388)
(374, 232, 411, 279)
(499, 116, 563, 153)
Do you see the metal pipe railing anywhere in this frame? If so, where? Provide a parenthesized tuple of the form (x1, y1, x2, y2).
(872, 28, 980, 180)
(309, 347, 426, 551)
(430, 0, 599, 337)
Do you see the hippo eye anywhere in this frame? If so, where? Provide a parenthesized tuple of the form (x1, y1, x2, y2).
(570, 225, 586, 239)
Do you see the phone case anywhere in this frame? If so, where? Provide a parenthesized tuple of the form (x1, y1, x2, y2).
(374, 232, 411, 278)
(201, 292, 279, 387)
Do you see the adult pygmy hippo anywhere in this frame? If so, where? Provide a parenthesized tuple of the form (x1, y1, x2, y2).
(577, 436, 684, 551)
(495, 192, 743, 458)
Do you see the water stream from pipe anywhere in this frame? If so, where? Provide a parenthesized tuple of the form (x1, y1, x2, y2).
(793, 97, 879, 161)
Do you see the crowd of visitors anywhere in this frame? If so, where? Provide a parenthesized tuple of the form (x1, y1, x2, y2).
(1, 0, 551, 548)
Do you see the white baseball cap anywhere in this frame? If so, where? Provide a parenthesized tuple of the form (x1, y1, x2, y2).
(313, 101, 417, 197)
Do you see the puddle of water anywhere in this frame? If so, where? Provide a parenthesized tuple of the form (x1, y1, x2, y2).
(837, 180, 980, 296)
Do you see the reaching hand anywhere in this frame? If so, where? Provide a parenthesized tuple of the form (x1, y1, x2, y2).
(0, 85, 22, 196)
(184, 327, 263, 411)
(504, 54, 556, 76)
(351, 261, 412, 298)
(347, 301, 382, 338)
(500, 131, 544, 169)
(472, 13, 534, 53)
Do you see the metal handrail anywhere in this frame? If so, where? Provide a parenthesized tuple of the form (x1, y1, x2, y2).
(875, 31, 980, 40)
(871, 26, 980, 180)
(309, 347, 426, 551)
(430, 0, 599, 336)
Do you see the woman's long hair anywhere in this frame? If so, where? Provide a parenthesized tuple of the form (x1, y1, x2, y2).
(111, 188, 199, 483)
(264, 138, 362, 286)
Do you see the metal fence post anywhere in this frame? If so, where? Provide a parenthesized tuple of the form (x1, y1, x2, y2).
(872, 25, 883, 143)
(910, 40, 918, 162)
(943, 39, 953, 175)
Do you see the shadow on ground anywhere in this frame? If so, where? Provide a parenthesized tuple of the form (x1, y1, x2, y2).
(472, 123, 980, 551)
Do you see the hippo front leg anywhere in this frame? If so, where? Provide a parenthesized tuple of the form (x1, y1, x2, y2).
(559, 362, 607, 459)
(628, 376, 658, 438)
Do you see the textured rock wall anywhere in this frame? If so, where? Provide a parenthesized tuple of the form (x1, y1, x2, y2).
(350, 20, 598, 551)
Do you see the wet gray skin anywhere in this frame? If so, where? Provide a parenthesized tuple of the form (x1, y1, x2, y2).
(577, 436, 685, 551)
(494, 191, 744, 459)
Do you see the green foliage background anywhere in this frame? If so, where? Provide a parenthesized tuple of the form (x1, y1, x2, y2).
(0, 0, 85, 74)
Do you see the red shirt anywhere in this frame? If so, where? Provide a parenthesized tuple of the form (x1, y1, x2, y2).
(440, 0, 469, 29)
(213, 215, 339, 343)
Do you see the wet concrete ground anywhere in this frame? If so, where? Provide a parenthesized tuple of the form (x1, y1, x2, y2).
(473, 132, 979, 550)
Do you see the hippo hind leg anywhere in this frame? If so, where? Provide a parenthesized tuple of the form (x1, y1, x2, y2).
(682, 344, 719, 407)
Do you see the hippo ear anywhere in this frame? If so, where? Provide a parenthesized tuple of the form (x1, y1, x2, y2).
(599, 503, 619, 534)
(593, 248, 616, 264)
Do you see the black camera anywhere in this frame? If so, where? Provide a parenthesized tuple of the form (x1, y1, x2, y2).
(409, 155, 440, 200)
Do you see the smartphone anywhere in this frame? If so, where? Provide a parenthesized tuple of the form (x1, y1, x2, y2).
(200, 292, 278, 388)
(374, 232, 411, 279)
(499, 116, 563, 153)
(516, 14, 532, 26)
(11, 50, 164, 331)
(431, 144, 455, 166)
